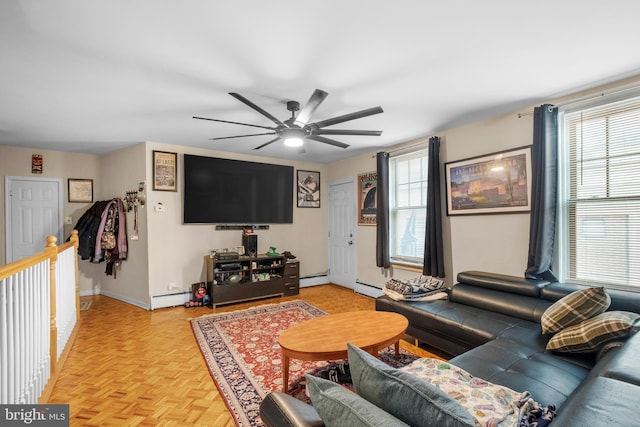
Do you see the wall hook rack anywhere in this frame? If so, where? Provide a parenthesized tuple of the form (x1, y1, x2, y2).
(124, 190, 145, 238)
(123, 190, 145, 211)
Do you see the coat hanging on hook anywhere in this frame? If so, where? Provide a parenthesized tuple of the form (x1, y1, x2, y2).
(71, 198, 128, 277)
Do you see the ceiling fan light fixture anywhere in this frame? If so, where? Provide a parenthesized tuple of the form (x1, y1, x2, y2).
(284, 137, 304, 147)
(195, 89, 384, 152)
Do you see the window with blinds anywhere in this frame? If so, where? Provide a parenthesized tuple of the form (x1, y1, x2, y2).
(389, 149, 428, 264)
(560, 94, 640, 290)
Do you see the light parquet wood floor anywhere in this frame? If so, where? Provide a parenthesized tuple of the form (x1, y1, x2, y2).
(49, 284, 443, 426)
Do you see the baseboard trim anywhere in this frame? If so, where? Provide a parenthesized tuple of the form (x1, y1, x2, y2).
(100, 289, 150, 310)
(300, 275, 328, 288)
(84, 275, 333, 309)
(149, 291, 192, 310)
(355, 281, 383, 298)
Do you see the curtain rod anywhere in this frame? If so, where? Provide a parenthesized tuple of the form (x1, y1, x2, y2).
(517, 84, 640, 118)
(371, 138, 431, 158)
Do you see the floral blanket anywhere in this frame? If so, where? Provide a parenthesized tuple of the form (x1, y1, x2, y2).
(400, 358, 556, 427)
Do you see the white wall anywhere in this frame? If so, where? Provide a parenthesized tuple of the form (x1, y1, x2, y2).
(0, 145, 103, 294)
(326, 110, 542, 288)
(327, 139, 446, 288)
(326, 74, 640, 288)
(441, 111, 534, 279)
(144, 142, 329, 298)
(4, 74, 640, 306)
(97, 143, 150, 308)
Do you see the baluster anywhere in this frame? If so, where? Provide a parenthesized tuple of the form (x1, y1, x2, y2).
(1, 278, 7, 403)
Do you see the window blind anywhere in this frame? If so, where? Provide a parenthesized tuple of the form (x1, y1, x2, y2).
(564, 96, 640, 289)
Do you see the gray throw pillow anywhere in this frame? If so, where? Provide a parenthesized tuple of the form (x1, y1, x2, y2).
(541, 286, 610, 334)
(347, 344, 476, 427)
(305, 374, 409, 427)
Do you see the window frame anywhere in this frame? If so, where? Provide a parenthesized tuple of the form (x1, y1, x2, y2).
(388, 149, 429, 266)
(557, 87, 640, 292)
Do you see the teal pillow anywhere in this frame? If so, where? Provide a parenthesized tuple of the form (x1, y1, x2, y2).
(305, 374, 409, 427)
(347, 344, 476, 427)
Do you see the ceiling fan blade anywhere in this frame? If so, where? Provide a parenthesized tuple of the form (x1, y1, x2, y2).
(193, 116, 276, 131)
(308, 135, 350, 149)
(311, 106, 384, 129)
(314, 129, 382, 136)
(294, 89, 328, 126)
(253, 136, 281, 150)
(209, 132, 276, 141)
(229, 92, 286, 127)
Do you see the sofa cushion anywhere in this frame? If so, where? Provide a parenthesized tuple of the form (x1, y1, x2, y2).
(597, 331, 640, 386)
(550, 376, 640, 426)
(347, 344, 476, 427)
(450, 284, 552, 322)
(305, 374, 409, 427)
(376, 295, 543, 355)
(540, 287, 610, 334)
(541, 282, 640, 312)
(546, 311, 640, 353)
(259, 391, 325, 427)
(449, 336, 590, 408)
(457, 271, 549, 297)
(400, 357, 541, 427)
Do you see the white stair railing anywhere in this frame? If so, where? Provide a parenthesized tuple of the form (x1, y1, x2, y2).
(0, 256, 50, 404)
(55, 244, 78, 360)
(0, 231, 80, 404)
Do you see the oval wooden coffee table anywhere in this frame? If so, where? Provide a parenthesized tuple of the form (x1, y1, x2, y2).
(278, 310, 408, 392)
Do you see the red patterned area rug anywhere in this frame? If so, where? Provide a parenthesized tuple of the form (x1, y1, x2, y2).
(190, 300, 419, 427)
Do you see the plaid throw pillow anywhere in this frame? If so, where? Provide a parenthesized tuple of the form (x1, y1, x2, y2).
(540, 287, 610, 334)
(546, 311, 640, 353)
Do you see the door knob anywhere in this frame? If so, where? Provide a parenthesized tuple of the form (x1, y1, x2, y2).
(348, 241, 353, 245)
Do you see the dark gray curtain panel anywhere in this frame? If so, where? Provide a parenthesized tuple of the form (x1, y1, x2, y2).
(376, 152, 390, 268)
(525, 104, 559, 282)
(424, 136, 445, 277)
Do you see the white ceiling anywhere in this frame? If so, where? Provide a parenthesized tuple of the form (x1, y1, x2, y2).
(1, 1, 640, 163)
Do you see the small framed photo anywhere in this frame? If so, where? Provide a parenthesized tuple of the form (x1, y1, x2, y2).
(358, 171, 377, 225)
(153, 151, 177, 191)
(297, 170, 320, 208)
(68, 178, 93, 203)
(445, 146, 532, 216)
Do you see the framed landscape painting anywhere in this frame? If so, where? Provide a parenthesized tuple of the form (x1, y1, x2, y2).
(445, 146, 532, 216)
(68, 178, 93, 203)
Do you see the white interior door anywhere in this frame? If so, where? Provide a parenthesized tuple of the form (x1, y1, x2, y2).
(5, 177, 63, 263)
(327, 179, 357, 288)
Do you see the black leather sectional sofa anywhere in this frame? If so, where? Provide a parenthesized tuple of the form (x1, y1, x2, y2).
(259, 271, 640, 426)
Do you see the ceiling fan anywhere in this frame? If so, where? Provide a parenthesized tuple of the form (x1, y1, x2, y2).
(193, 89, 383, 151)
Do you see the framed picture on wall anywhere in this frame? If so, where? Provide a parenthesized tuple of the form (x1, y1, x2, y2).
(68, 178, 93, 203)
(153, 151, 177, 191)
(358, 171, 377, 225)
(297, 170, 320, 208)
(444, 146, 532, 216)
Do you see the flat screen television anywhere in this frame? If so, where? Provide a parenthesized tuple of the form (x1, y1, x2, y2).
(183, 154, 294, 224)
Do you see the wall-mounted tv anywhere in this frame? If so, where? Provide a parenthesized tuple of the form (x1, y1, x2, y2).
(183, 154, 294, 224)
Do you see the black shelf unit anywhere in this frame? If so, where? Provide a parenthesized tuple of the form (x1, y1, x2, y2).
(204, 254, 292, 309)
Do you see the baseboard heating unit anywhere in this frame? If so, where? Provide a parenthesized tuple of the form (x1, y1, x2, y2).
(355, 281, 383, 298)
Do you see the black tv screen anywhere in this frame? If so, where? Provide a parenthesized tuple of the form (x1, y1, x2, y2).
(183, 154, 294, 224)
